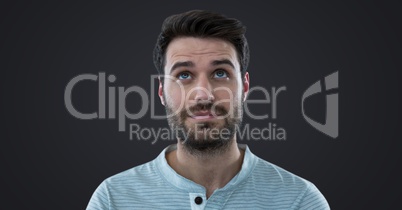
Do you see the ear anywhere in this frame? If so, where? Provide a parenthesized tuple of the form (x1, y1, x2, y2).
(243, 72, 250, 101)
(158, 77, 165, 106)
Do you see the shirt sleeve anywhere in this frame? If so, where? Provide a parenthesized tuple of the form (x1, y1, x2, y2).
(298, 183, 330, 210)
(86, 181, 110, 210)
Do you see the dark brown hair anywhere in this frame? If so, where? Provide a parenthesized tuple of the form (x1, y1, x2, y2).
(153, 10, 249, 77)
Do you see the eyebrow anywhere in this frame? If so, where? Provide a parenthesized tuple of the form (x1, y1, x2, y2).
(170, 59, 235, 74)
(170, 61, 195, 73)
(212, 59, 235, 69)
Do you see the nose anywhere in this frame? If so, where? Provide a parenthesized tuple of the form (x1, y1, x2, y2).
(193, 76, 215, 102)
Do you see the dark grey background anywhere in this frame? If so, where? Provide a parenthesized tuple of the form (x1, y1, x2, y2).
(1, 1, 401, 209)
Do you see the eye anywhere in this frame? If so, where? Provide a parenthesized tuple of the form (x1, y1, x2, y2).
(214, 70, 228, 78)
(178, 72, 191, 80)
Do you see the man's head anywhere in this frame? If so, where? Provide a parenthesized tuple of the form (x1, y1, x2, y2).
(153, 10, 250, 157)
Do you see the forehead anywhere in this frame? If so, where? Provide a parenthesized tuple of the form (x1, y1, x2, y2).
(164, 37, 239, 73)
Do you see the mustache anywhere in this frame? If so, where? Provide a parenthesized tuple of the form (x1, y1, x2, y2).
(181, 102, 228, 118)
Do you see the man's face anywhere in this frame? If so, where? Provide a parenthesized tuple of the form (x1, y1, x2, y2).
(159, 37, 249, 155)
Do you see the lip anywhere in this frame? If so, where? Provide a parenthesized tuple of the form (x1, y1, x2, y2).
(190, 111, 218, 120)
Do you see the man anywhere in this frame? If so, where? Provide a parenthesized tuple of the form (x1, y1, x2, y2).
(87, 10, 330, 209)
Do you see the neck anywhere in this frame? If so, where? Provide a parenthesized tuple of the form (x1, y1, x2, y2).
(166, 139, 244, 198)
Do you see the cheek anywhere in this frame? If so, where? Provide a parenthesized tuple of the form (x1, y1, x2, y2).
(213, 85, 241, 110)
(164, 82, 185, 109)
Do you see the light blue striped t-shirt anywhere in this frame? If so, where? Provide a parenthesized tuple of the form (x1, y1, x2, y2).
(87, 144, 330, 209)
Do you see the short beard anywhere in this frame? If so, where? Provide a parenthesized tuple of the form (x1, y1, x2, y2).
(165, 100, 242, 158)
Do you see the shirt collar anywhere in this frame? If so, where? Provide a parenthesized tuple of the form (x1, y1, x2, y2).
(155, 144, 258, 193)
